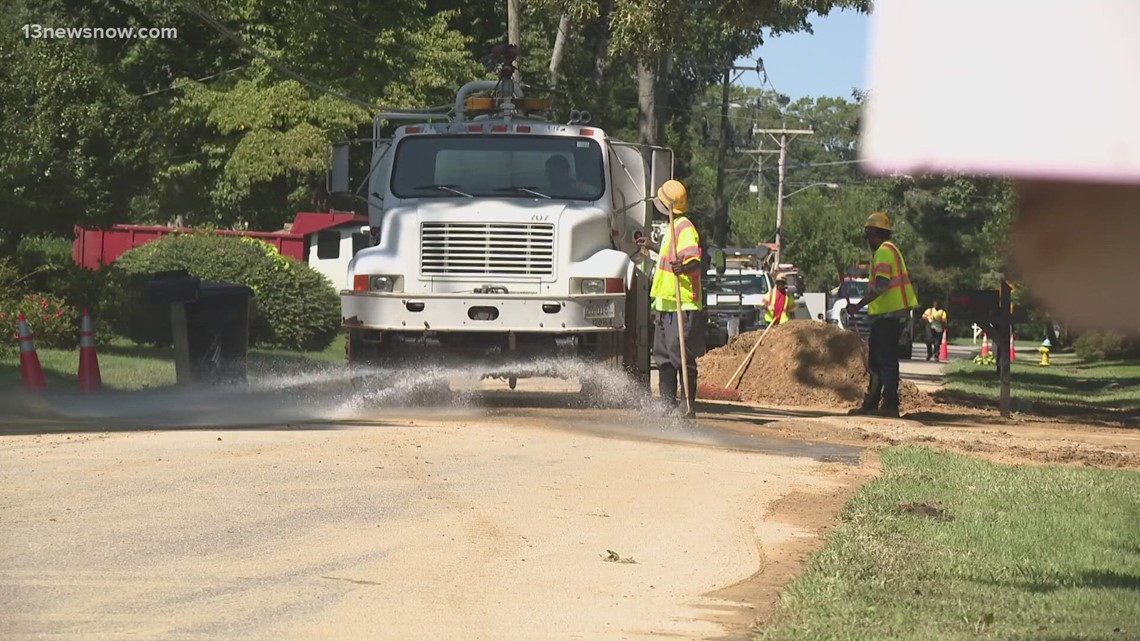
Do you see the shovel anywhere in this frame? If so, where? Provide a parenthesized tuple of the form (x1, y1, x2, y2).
(667, 207, 693, 417)
(721, 319, 776, 391)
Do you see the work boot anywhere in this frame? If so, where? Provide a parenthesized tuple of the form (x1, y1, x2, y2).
(669, 402, 696, 419)
(878, 404, 901, 418)
(847, 404, 877, 416)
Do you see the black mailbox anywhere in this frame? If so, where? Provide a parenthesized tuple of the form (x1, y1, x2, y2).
(950, 289, 1029, 325)
(146, 270, 201, 305)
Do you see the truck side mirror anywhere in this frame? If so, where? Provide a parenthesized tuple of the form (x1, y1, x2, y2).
(649, 147, 673, 196)
(328, 142, 350, 194)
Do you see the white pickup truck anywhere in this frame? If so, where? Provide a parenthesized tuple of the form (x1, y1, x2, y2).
(826, 276, 915, 358)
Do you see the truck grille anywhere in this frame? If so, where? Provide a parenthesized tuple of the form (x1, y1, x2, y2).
(421, 222, 555, 276)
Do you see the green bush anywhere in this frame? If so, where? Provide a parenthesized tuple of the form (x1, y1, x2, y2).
(15, 235, 72, 271)
(10, 235, 114, 332)
(0, 293, 80, 353)
(1073, 330, 1133, 362)
(109, 233, 340, 351)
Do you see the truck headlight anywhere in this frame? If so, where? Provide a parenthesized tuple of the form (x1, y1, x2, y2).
(352, 274, 401, 293)
(581, 278, 605, 294)
(370, 275, 397, 292)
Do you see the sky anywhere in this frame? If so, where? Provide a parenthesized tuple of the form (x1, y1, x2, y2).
(735, 8, 869, 101)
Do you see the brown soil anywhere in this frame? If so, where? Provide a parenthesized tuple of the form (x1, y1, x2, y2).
(698, 322, 935, 413)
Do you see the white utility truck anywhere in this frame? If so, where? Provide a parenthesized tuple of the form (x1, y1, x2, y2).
(327, 46, 673, 392)
(703, 248, 772, 348)
(826, 262, 915, 358)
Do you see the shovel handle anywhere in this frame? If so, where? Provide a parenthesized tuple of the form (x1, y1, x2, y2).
(668, 209, 692, 414)
(724, 319, 774, 389)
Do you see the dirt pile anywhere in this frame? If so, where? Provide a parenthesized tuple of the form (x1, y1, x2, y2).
(697, 321, 934, 413)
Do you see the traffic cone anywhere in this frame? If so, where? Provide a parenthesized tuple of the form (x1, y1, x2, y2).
(980, 334, 990, 358)
(17, 313, 47, 391)
(1010, 330, 1016, 362)
(77, 309, 102, 392)
(939, 328, 950, 362)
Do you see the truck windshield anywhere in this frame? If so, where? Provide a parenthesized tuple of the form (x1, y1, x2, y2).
(390, 135, 605, 201)
(710, 275, 770, 296)
(840, 281, 867, 299)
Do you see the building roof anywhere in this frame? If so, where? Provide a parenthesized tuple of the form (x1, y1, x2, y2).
(290, 211, 368, 237)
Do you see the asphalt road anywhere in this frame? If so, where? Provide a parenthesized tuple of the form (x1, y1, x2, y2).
(0, 375, 868, 641)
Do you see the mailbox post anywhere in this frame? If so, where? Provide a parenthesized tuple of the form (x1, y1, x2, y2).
(950, 280, 1025, 418)
(146, 271, 201, 385)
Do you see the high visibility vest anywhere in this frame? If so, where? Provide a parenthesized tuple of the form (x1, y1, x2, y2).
(868, 241, 917, 316)
(650, 216, 703, 311)
(922, 308, 948, 331)
(762, 289, 794, 324)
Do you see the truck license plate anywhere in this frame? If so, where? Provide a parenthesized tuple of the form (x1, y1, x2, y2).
(585, 300, 615, 320)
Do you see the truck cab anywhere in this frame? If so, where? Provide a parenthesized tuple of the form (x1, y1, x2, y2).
(329, 64, 673, 390)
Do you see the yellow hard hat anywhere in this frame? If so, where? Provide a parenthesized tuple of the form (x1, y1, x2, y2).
(654, 180, 688, 215)
(775, 272, 787, 282)
(865, 211, 892, 231)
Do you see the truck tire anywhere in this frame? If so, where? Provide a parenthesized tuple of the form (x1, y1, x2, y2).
(580, 330, 632, 407)
(347, 329, 453, 404)
(346, 329, 382, 391)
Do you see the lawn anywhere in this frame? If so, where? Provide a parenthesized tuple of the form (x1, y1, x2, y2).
(757, 447, 1140, 641)
(0, 336, 346, 391)
(939, 357, 1140, 422)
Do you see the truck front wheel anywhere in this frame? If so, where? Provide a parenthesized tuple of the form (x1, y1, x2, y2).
(579, 330, 633, 407)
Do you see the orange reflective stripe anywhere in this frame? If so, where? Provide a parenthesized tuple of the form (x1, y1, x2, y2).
(661, 219, 696, 262)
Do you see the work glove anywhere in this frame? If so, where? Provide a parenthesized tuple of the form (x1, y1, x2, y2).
(846, 303, 862, 317)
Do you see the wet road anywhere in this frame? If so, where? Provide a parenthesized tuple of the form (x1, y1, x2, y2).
(0, 373, 867, 641)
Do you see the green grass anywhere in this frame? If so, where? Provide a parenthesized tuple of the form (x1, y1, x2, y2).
(939, 358, 1140, 422)
(0, 336, 346, 391)
(757, 447, 1140, 641)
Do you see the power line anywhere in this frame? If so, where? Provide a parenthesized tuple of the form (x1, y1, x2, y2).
(136, 65, 247, 98)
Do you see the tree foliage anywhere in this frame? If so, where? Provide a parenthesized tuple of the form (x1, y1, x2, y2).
(3, 0, 1022, 319)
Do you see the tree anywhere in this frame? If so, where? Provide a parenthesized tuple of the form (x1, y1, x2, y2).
(0, 3, 149, 251)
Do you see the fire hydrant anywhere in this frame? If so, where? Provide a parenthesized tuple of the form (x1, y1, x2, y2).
(1038, 338, 1051, 367)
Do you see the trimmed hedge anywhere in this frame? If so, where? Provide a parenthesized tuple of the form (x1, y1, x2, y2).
(110, 233, 340, 351)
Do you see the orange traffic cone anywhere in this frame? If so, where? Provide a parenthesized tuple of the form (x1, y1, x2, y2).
(17, 313, 47, 391)
(980, 334, 990, 358)
(939, 328, 950, 362)
(1010, 330, 1016, 362)
(77, 309, 102, 392)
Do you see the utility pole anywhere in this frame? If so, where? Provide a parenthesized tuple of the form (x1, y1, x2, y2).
(508, 0, 521, 83)
(713, 61, 760, 248)
(755, 129, 764, 202)
(750, 128, 813, 268)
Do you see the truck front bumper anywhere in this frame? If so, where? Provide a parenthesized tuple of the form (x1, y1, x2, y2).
(340, 291, 626, 332)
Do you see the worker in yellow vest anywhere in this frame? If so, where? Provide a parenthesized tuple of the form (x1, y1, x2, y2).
(921, 299, 948, 361)
(846, 212, 918, 417)
(759, 272, 796, 326)
(636, 180, 705, 418)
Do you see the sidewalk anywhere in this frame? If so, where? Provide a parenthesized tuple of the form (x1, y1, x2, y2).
(900, 344, 974, 392)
